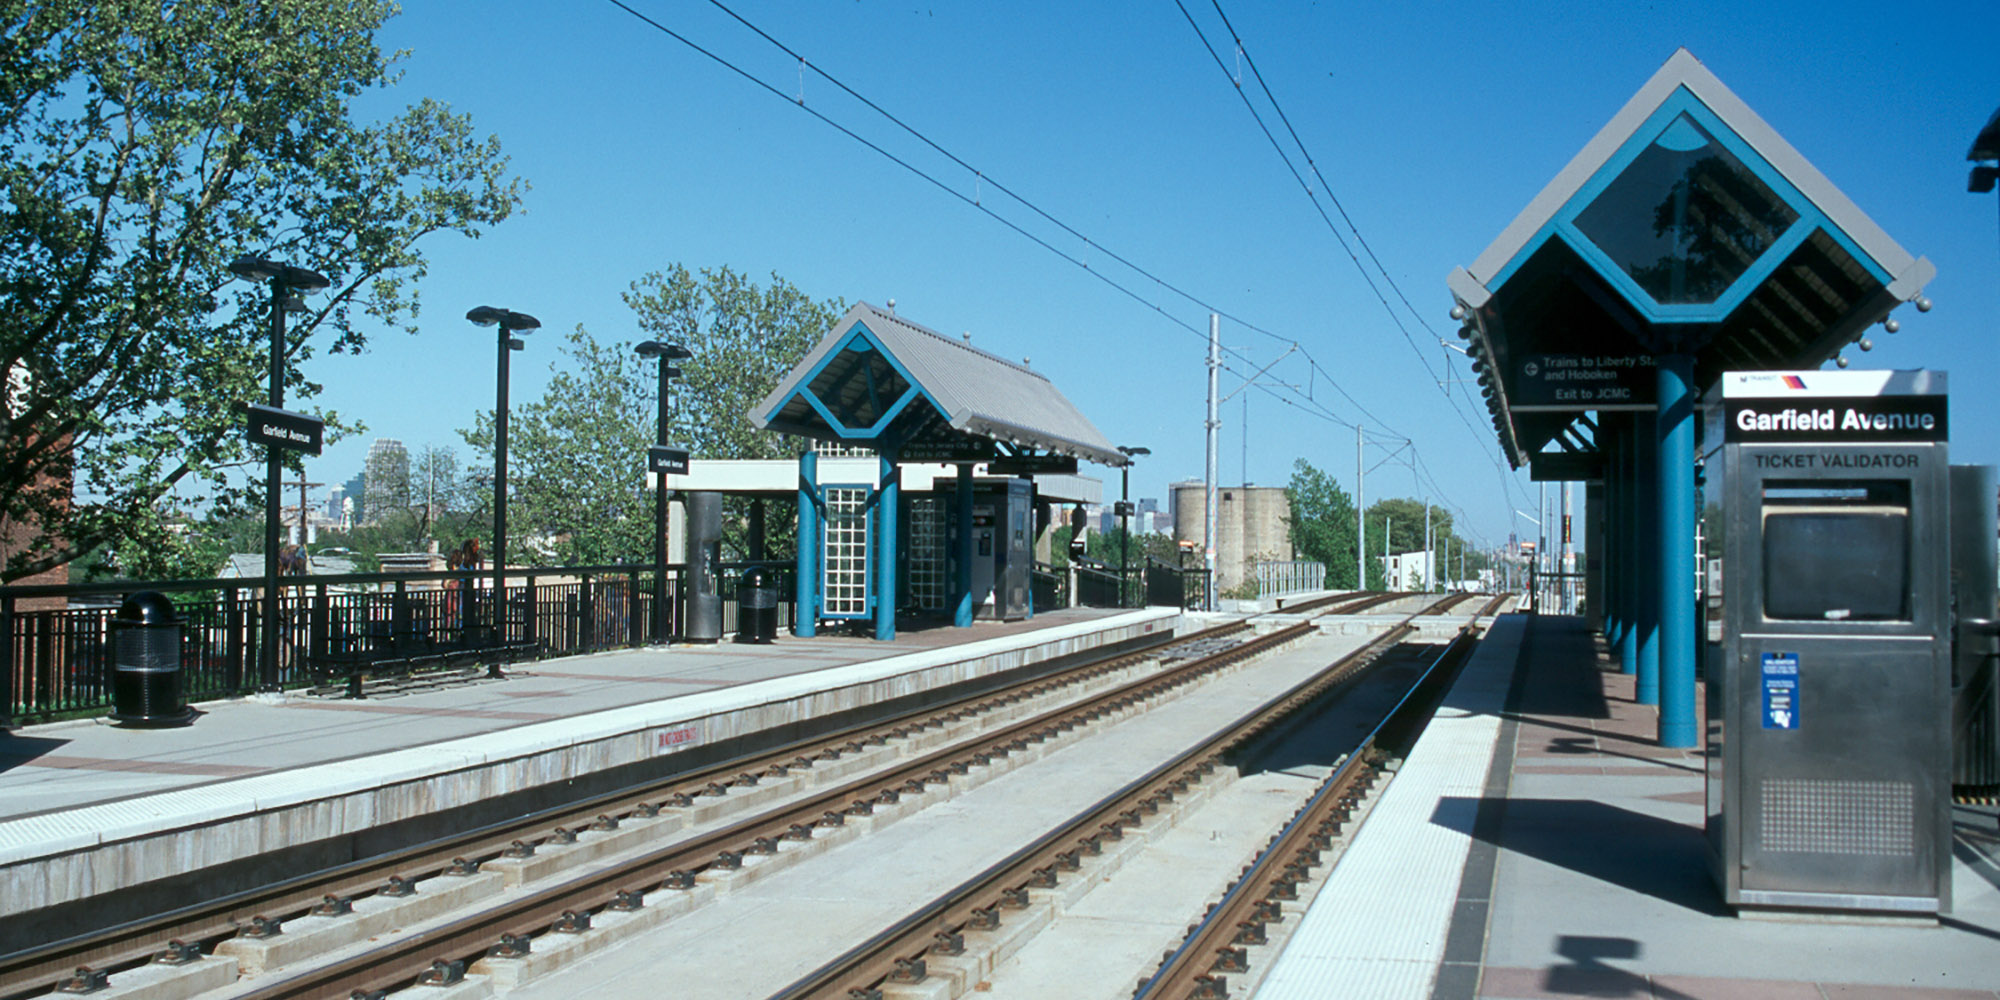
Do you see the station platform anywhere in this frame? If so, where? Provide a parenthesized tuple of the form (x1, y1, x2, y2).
(0, 606, 1179, 950)
(1258, 613, 2000, 1000)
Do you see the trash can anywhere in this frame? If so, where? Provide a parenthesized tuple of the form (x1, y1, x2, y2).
(111, 591, 192, 726)
(736, 567, 778, 644)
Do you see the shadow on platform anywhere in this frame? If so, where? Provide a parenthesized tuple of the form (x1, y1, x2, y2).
(1435, 795, 1727, 916)
(0, 735, 67, 775)
(1511, 614, 1613, 722)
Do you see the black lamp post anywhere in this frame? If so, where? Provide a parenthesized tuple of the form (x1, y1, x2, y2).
(636, 339, 692, 643)
(466, 306, 540, 644)
(1115, 445, 1149, 607)
(229, 253, 329, 691)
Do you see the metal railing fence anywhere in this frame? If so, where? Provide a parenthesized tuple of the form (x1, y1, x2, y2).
(1252, 560, 1325, 599)
(0, 561, 798, 724)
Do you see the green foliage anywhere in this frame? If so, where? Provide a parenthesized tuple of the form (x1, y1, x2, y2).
(318, 506, 483, 571)
(1286, 458, 1363, 589)
(1047, 525, 1179, 570)
(461, 327, 654, 567)
(0, 0, 524, 582)
(1360, 496, 1491, 588)
(1362, 497, 1453, 556)
(622, 264, 847, 460)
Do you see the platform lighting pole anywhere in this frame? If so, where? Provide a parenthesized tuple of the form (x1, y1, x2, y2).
(1205, 314, 1220, 609)
(229, 254, 330, 691)
(1117, 445, 1150, 607)
(637, 340, 692, 644)
(467, 306, 540, 646)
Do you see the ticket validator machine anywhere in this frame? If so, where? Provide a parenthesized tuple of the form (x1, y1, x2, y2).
(1708, 370, 1951, 914)
(944, 477, 1033, 620)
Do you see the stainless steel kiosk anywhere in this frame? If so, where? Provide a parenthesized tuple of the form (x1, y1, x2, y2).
(944, 477, 1033, 620)
(1706, 369, 1951, 914)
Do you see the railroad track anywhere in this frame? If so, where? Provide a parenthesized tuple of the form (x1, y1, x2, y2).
(768, 595, 1506, 1000)
(1134, 620, 1490, 999)
(1, 591, 1426, 1000)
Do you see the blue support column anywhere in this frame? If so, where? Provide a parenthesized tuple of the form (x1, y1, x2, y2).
(1636, 406, 1660, 704)
(796, 448, 819, 638)
(875, 453, 899, 641)
(953, 463, 974, 627)
(1605, 435, 1622, 647)
(1656, 355, 1697, 747)
(1618, 418, 1638, 676)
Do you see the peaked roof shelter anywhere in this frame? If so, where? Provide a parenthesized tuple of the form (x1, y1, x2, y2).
(749, 302, 1126, 640)
(751, 302, 1126, 468)
(1445, 49, 1936, 749)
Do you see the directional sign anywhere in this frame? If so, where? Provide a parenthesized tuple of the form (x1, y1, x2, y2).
(1511, 354, 1657, 412)
(244, 403, 324, 456)
(648, 445, 691, 476)
(898, 437, 999, 463)
(987, 454, 1079, 476)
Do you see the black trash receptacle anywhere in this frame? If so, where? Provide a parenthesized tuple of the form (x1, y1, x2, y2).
(736, 567, 778, 644)
(111, 591, 192, 726)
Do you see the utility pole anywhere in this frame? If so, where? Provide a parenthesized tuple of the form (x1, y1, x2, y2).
(1205, 313, 1219, 609)
(1384, 516, 1393, 590)
(1423, 494, 1433, 592)
(1355, 425, 1365, 591)
(289, 474, 323, 548)
(1561, 480, 1575, 613)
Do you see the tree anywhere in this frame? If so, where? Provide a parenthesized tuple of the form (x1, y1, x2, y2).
(461, 327, 654, 567)
(0, 1, 524, 582)
(1286, 459, 1364, 589)
(362, 439, 411, 524)
(622, 264, 847, 461)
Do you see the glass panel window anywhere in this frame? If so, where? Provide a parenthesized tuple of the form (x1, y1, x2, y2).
(822, 487, 871, 617)
(1573, 113, 1798, 305)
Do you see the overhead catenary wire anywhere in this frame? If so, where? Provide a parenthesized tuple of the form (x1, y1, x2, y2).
(1177, 0, 1532, 510)
(600, 0, 1503, 533)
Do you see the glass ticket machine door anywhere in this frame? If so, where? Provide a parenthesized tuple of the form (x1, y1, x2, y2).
(1708, 369, 1951, 914)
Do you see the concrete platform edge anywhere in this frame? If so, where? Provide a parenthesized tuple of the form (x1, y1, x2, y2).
(0, 608, 1177, 924)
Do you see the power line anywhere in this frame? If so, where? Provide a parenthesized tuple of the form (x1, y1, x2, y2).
(601, 0, 1498, 524)
(1178, 0, 1528, 525)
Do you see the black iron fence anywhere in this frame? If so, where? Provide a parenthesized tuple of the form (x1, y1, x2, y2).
(1031, 559, 1209, 613)
(1147, 558, 1212, 611)
(0, 561, 797, 725)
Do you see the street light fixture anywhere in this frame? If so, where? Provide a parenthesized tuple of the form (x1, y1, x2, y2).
(1115, 445, 1150, 606)
(467, 305, 540, 645)
(635, 339, 693, 643)
(228, 253, 330, 691)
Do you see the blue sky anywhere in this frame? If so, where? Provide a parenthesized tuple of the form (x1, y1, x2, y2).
(292, 0, 1999, 546)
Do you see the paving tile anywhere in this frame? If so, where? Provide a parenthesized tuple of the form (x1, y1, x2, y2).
(1478, 964, 1650, 998)
(1817, 985, 2000, 1000)
(1647, 974, 1822, 999)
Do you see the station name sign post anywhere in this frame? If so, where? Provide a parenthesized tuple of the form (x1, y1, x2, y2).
(647, 445, 691, 476)
(244, 402, 324, 456)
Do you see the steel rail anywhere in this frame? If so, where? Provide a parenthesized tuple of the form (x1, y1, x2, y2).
(0, 620, 1234, 999)
(1134, 617, 1492, 999)
(224, 613, 1346, 1000)
(768, 611, 1432, 1000)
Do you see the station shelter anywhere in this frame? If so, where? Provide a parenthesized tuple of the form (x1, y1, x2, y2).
(748, 302, 1127, 641)
(1448, 49, 1936, 747)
